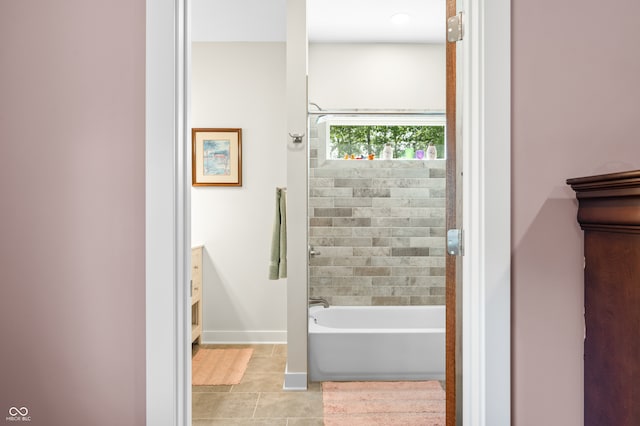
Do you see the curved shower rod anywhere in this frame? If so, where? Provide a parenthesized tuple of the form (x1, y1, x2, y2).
(307, 102, 444, 116)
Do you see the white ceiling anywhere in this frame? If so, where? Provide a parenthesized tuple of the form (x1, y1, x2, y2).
(309, 0, 445, 43)
(191, 0, 446, 44)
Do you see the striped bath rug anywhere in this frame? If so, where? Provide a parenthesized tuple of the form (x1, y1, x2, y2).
(322, 380, 446, 426)
(192, 348, 253, 385)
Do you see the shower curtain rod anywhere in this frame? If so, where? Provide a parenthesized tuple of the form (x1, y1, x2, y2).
(307, 109, 445, 116)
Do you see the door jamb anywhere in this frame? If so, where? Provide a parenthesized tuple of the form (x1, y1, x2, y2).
(144, 0, 510, 424)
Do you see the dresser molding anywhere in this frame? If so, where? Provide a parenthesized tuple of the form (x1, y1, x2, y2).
(568, 170, 640, 230)
(568, 170, 640, 426)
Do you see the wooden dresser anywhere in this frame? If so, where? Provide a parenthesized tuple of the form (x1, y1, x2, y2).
(567, 170, 640, 426)
(191, 246, 203, 344)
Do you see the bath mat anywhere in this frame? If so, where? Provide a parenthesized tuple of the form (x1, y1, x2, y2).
(322, 381, 445, 426)
(192, 348, 253, 385)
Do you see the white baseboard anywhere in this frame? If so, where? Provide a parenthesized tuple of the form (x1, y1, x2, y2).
(283, 365, 307, 391)
(201, 330, 287, 344)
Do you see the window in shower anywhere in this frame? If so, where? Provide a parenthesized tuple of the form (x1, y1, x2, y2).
(316, 116, 446, 161)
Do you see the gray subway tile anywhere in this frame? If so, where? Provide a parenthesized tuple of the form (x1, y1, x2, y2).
(332, 256, 372, 266)
(372, 178, 430, 188)
(308, 178, 335, 188)
(372, 257, 442, 267)
(371, 286, 431, 297)
(410, 217, 445, 227)
(409, 296, 446, 305)
(352, 227, 392, 237)
(354, 267, 391, 276)
(372, 296, 410, 306)
(430, 168, 446, 178)
(309, 187, 352, 197)
(308, 237, 334, 246)
(390, 188, 429, 198)
(385, 168, 432, 178)
(410, 237, 445, 248)
(311, 247, 353, 257)
(371, 217, 412, 227)
(429, 227, 446, 237)
(308, 197, 334, 208)
(328, 276, 373, 286)
(314, 208, 353, 217)
(309, 218, 332, 226)
(371, 198, 411, 208)
(309, 266, 354, 277)
(390, 237, 411, 247)
(331, 296, 371, 306)
(333, 217, 371, 227)
(333, 237, 372, 247)
(430, 267, 446, 276)
(353, 188, 390, 198)
(352, 207, 392, 218)
(333, 198, 373, 207)
(391, 266, 431, 276)
(392, 247, 430, 257)
(389, 207, 430, 218)
(309, 276, 333, 286)
(334, 178, 373, 188)
(353, 247, 391, 257)
(392, 227, 429, 237)
(309, 256, 332, 266)
(430, 248, 446, 256)
(372, 276, 444, 286)
(410, 198, 445, 208)
(430, 287, 446, 296)
(309, 227, 352, 237)
(372, 237, 390, 247)
(431, 188, 446, 198)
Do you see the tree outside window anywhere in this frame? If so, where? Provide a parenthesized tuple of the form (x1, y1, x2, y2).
(329, 124, 445, 159)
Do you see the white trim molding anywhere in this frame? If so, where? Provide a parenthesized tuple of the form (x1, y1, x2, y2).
(201, 331, 287, 344)
(146, 0, 190, 425)
(460, 0, 511, 425)
(283, 370, 308, 391)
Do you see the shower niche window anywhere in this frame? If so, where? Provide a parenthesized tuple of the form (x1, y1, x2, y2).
(308, 115, 447, 307)
(315, 116, 445, 161)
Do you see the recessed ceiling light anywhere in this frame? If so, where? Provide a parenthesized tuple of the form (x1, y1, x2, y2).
(390, 13, 410, 25)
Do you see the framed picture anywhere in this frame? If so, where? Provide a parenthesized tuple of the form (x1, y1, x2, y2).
(192, 128, 242, 186)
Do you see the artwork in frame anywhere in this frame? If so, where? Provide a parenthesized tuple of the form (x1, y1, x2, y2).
(192, 128, 242, 186)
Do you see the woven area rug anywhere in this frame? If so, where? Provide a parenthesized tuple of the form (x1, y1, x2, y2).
(192, 348, 253, 385)
(322, 381, 446, 426)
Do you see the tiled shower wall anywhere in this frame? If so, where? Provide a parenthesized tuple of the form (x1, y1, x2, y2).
(308, 120, 446, 306)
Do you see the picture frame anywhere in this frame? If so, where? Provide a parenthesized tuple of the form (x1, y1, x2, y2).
(192, 128, 242, 187)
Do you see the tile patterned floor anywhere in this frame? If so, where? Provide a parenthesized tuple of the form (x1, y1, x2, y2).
(192, 344, 323, 426)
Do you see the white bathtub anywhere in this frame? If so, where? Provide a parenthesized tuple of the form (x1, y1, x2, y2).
(308, 305, 445, 381)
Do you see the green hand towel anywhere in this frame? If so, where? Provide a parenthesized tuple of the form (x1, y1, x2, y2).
(269, 188, 287, 279)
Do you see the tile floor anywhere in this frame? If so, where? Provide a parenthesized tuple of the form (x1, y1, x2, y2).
(192, 344, 323, 426)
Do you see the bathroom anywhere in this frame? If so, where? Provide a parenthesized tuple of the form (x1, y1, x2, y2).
(190, 0, 448, 422)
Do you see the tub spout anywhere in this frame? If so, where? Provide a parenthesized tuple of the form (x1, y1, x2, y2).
(309, 297, 329, 308)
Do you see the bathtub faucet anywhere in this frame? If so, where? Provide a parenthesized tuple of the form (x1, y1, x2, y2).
(309, 297, 329, 308)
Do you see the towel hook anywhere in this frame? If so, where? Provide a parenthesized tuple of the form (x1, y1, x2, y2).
(289, 133, 304, 144)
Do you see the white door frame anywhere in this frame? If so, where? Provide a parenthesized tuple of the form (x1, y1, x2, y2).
(145, 0, 510, 424)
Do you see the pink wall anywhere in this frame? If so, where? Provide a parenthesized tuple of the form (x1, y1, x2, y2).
(512, 0, 640, 424)
(0, 1, 146, 425)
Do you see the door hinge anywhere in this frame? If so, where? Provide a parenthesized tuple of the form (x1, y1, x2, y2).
(447, 229, 464, 256)
(447, 12, 464, 42)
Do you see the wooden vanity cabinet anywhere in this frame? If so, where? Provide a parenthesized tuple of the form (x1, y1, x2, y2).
(567, 170, 640, 426)
(191, 245, 203, 344)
